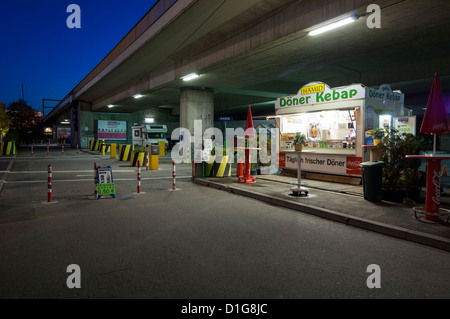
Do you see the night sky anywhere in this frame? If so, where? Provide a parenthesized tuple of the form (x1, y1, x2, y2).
(0, 0, 158, 114)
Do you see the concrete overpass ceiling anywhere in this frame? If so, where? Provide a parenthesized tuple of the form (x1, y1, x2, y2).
(80, 0, 450, 118)
(81, 0, 293, 104)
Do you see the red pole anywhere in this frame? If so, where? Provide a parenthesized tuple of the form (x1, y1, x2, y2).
(146, 151, 149, 171)
(237, 162, 244, 177)
(94, 163, 98, 198)
(172, 161, 176, 190)
(137, 160, 141, 193)
(192, 157, 195, 180)
(48, 165, 52, 202)
(425, 159, 441, 221)
(77, 144, 79, 155)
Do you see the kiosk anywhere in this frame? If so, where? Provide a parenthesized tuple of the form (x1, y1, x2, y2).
(274, 82, 407, 178)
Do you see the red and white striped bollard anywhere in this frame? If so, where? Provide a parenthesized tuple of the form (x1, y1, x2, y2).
(94, 163, 98, 198)
(48, 165, 52, 202)
(146, 151, 149, 171)
(172, 161, 176, 190)
(137, 160, 141, 193)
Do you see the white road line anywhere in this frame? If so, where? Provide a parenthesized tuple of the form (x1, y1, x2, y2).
(2, 176, 192, 184)
(0, 170, 137, 174)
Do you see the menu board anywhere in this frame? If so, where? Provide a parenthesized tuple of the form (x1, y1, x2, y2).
(394, 116, 416, 135)
(96, 166, 116, 199)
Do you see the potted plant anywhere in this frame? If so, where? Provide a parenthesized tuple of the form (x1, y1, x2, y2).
(293, 133, 307, 151)
(376, 129, 426, 203)
(130, 144, 148, 167)
(369, 128, 385, 145)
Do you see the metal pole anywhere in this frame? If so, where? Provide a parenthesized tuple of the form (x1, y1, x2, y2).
(192, 156, 195, 180)
(297, 152, 301, 187)
(433, 134, 437, 156)
(48, 165, 52, 202)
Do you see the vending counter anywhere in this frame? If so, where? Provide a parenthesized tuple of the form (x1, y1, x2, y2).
(274, 82, 405, 177)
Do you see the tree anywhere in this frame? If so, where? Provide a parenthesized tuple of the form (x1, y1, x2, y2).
(7, 99, 42, 135)
(0, 107, 9, 142)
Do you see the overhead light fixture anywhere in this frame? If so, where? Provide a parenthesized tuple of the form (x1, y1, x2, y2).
(144, 117, 155, 123)
(181, 73, 200, 81)
(61, 121, 70, 124)
(133, 94, 144, 99)
(309, 15, 359, 36)
(107, 104, 114, 108)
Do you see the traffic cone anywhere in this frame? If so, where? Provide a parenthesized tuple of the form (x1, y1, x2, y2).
(442, 164, 448, 177)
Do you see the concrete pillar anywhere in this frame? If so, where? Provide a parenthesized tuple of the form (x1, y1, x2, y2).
(180, 87, 214, 137)
(70, 102, 81, 148)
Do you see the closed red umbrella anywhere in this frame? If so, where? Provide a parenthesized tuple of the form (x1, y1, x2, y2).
(420, 72, 449, 136)
(245, 105, 255, 138)
(409, 72, 450, 221)
(239, 105, 256, 183)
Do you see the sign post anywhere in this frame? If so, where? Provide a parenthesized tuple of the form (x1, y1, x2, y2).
(96, 165, 116, 199)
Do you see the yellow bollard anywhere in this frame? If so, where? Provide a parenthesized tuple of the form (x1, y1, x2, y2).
(110, 144, 117, 159)
(150, 155, 159, 170)
(158, 141, 165, 157)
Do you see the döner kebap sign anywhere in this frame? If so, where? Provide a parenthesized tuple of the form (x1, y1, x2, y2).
(275, 82, 403, 109)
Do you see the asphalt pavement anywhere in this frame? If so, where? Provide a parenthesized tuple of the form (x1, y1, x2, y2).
(0, 146, 449, 299)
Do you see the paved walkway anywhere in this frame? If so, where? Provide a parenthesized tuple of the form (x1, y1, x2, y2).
(194, 173, 450, 252)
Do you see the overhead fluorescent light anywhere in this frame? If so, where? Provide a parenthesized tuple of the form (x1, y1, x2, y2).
(107, 104, 114, 108)
(61, 121, 70, 124)
(144, 117, 155, 123)
(309, 15, 358, 36)
(181, 73, 200, 81)
(133, 94, 144, 99)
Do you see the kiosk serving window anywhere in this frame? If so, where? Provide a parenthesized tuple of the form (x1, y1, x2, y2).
(280, 109, 357, 154)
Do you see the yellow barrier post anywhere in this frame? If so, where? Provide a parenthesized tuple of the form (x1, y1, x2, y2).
(158, 141, 165, 157)
(110, 144, 117, 159)
(150, 155, 159, 170)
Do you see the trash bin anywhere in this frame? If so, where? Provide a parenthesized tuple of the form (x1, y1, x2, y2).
(194, 162, 207, 178)
(360, 161, 385, 202)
